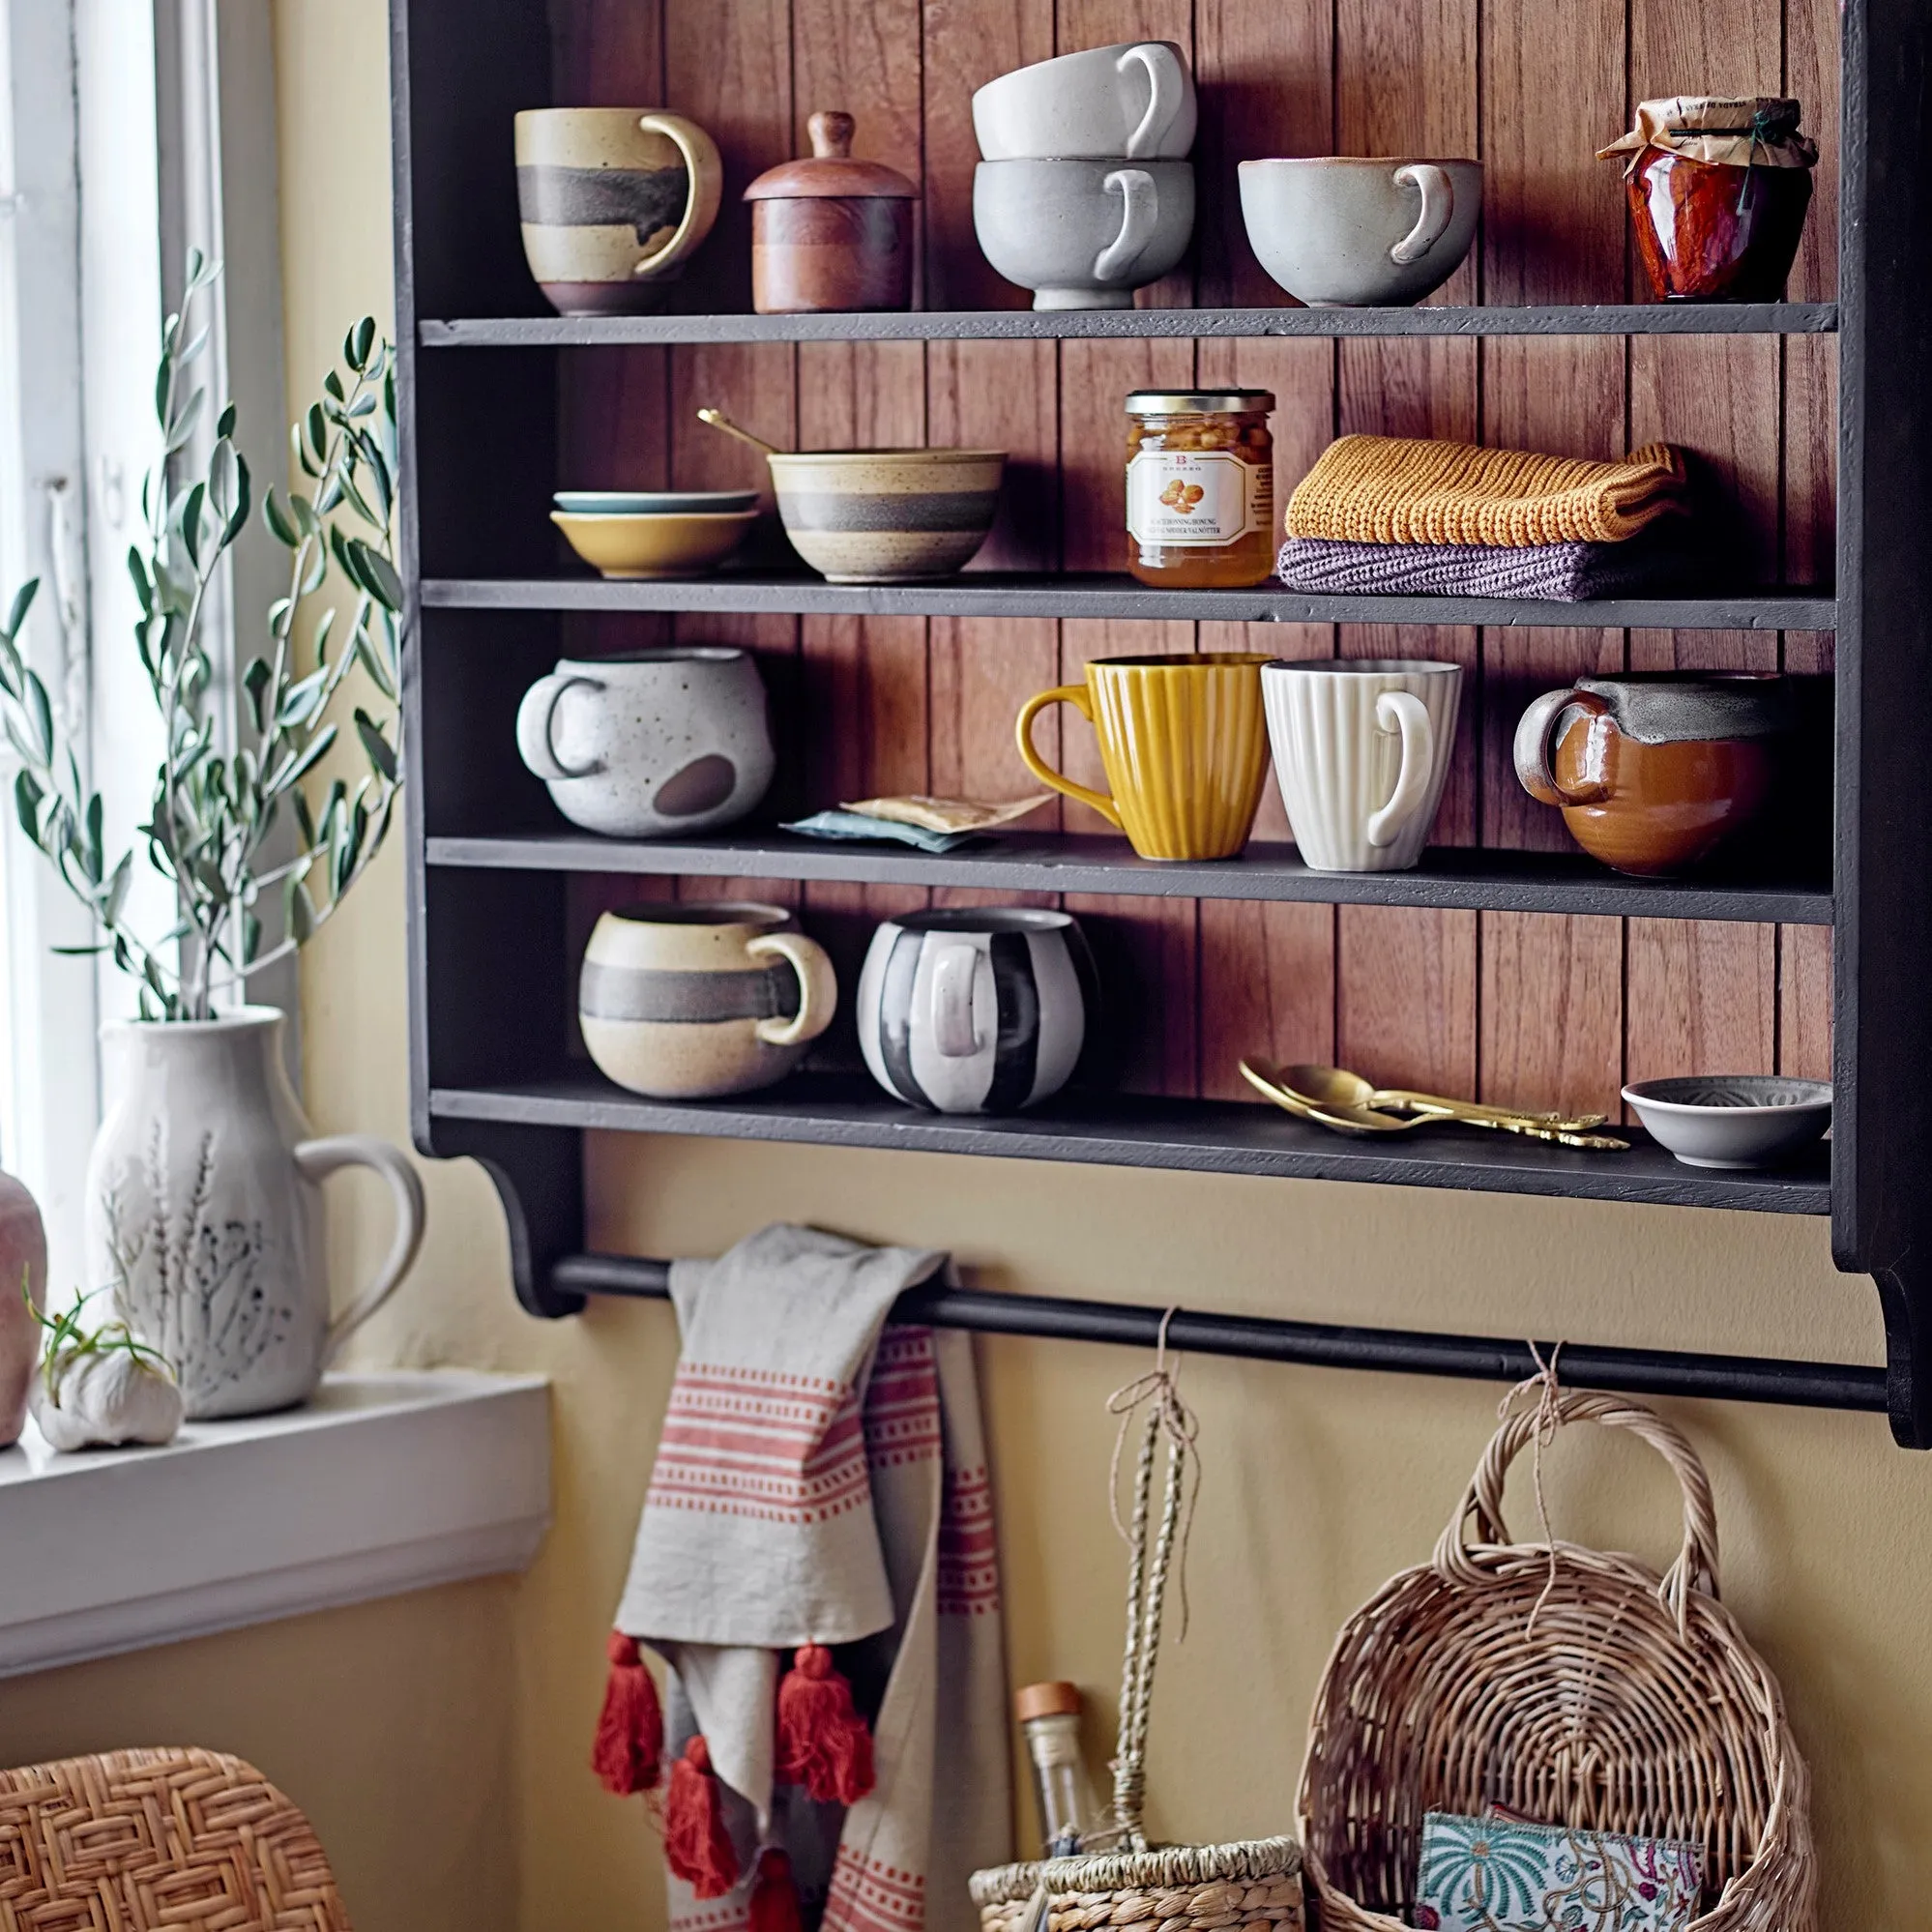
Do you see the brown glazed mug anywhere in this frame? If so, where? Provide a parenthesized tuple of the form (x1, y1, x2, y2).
(1512, 673, 1793, 875)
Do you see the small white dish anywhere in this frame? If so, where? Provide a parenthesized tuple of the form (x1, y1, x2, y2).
(553, 488, 758, 515)
(1622, 1075, 1831, 1169)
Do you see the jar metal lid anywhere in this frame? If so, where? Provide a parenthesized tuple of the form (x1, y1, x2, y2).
(1126, 389, 1275, 415)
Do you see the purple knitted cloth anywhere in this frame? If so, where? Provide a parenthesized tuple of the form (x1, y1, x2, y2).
(1275, 533, 1685, 601)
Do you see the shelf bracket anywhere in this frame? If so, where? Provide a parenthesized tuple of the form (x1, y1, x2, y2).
(431, 1120, 587, 1320)
(1871, 1263, 1932, 1449)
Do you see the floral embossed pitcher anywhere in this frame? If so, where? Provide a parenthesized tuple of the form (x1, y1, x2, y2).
(84, 1008, 424, 1418)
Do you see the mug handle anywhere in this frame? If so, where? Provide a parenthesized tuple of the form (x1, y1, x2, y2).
(1119, 43, 1184, 160)
(1390, 162, 1454, 265)
(929, 943, 983, 1058)
(633, 112, 725, 279)
(516, 673, 604, 780)
(1095, 169, 1158, 281)
(294, 1136, 428, 1365)
(1365, 691, 1437, 849)
(1513, 688, 1614, 806)
(1016, 685, 1123, 829)
(747, 932, 838, 1047)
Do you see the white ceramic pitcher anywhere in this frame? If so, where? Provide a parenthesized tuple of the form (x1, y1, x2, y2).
(84, 1008, 425, 1419)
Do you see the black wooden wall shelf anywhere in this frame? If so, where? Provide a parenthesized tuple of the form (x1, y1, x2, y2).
(392, 0, 1932, 1445)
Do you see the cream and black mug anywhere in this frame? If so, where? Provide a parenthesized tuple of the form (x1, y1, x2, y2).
(514, 108, 723, 314)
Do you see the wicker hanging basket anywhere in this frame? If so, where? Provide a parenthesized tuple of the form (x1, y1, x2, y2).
(1297, 1388, 1816, 1931)
(970, 1351, 1303, 1932)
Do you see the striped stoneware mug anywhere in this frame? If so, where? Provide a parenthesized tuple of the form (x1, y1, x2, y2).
(1016, 652, 1273, 860)
(579, 903, 835, 1098)
(514, 109, 723, 315)
(857, 908, 1094, 1114)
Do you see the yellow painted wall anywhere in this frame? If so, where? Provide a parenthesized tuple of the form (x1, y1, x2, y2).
(4, 6, 1929, 1931)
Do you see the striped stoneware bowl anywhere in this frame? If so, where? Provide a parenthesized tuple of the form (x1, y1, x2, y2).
(768, 448, 1005, 583)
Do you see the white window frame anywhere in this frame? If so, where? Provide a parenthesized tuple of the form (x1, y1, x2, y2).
(0, 0, 286, 1288)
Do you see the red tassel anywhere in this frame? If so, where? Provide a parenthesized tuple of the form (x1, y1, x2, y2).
(592, 1631, 665, 1795)
(775, 1644, 876, 1804)
(663, 1736, 740, 1898)
(749, 1847, 804, 1932)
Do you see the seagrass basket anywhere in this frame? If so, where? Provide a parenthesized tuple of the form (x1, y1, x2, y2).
(971, 1839, 1304, 1932)
(971, 1350, 1303, 1932)
(1296, 1389, 1816, 1931)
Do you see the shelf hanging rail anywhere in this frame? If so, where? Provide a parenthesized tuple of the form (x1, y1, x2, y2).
(552, 1252, 1888, 1418)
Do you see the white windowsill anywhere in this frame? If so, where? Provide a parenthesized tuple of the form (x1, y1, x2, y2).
(0, 1369, 552, 1678)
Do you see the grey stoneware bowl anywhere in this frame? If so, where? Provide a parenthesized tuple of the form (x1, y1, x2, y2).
(973, 158, 1194, 309)
(1622, 1075, 1832, 1169)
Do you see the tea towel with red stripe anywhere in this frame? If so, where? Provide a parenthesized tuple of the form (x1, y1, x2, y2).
(594, 1222, 1011, 1932)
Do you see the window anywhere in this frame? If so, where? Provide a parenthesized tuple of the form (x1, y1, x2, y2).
(0, 0, 284, 1287)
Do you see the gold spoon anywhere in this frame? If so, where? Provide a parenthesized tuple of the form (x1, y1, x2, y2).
(697, 407, 785, 458)
(1243, 1059, 1629, 1152)
(1240, 1059, 1420, 1135)
(1287, 1063, 1609, 1134)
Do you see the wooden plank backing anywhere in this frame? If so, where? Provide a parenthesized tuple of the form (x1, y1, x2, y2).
(541, 0, 1833, 1139)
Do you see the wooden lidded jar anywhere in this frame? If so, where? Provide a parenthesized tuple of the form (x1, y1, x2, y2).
(745, 111, 916, 313)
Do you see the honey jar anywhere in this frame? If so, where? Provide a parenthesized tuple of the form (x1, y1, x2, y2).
(1125, 389, 1274, 587)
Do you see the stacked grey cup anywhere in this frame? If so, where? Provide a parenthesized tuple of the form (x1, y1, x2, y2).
(971, 43, 1197, 309)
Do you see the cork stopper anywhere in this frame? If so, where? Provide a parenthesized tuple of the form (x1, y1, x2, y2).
(1014, 1681, 1082, 1723)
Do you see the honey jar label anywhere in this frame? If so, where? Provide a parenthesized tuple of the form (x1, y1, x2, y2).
(1127, 451, 1269, 546)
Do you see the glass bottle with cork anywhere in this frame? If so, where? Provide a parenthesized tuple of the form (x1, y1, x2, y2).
(1124, 389, 1275, 588)
(1015, 1681, 1096, 1858)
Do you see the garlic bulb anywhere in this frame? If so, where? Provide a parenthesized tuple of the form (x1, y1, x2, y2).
(31, 1345, 184, 1451)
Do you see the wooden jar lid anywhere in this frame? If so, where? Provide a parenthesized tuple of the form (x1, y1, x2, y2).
(746, 111, 917, 199)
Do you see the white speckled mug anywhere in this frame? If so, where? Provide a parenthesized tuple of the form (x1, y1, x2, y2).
(1263, 659, 1463, 871)
(579, 903, 836, 1098)
(516, 647, 775, 837)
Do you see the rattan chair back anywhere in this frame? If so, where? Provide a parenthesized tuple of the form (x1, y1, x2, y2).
(1296, 1390, 1816, 1932)
(0, 1745, 351, 1932)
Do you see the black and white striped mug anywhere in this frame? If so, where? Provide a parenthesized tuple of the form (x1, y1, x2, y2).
(580, 903, 835, 1098)
(856, 909, 1093, 1114)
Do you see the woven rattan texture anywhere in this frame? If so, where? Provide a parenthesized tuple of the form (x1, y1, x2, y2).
(1295, 1390, 1816, 1932)
(0, 1746, 351, 1932)
(1282, 434, 1688, 546)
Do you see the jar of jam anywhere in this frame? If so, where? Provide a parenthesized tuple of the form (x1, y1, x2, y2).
(1125, 390, 1275, 588)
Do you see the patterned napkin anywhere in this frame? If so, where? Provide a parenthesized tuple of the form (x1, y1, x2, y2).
(1415, 1810, 1702, 1931)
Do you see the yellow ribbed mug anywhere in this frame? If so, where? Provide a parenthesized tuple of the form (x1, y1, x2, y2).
(1015, 653, 1273, 860)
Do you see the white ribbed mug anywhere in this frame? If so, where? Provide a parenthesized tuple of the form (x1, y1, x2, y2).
(1262, 659, 1462, 871)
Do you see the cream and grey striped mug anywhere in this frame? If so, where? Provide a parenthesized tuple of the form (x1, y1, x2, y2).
(579, 903, 835, 1098)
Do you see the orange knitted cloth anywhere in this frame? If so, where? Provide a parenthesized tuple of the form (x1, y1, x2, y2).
(1283, 434, 1690, 547)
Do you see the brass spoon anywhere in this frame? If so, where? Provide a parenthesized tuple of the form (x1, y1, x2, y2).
(1288, 1063, 1610, 1134)
(1240, 1059, 1419, 1136)
(697, 407, 784, 458)
(1243, 1059, 1629, 1152)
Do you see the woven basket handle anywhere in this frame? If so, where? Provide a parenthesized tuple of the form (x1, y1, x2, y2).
(1432, 1389, 1721, 1626)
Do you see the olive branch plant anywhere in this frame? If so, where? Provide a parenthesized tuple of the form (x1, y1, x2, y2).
(0, 252, 404, 1022)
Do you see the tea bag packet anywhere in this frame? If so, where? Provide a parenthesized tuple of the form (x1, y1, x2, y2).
(1414, 1810, 1703, 1932)
(1597, 97, 1818, 177)
(840, 793, 1052, 834)
(782, 809, 981, 853)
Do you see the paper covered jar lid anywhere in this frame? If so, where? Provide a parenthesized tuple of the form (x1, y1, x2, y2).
(746, 111, 918, 199)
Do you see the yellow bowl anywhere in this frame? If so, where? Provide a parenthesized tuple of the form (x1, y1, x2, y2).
(551, 509, 758, 579)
